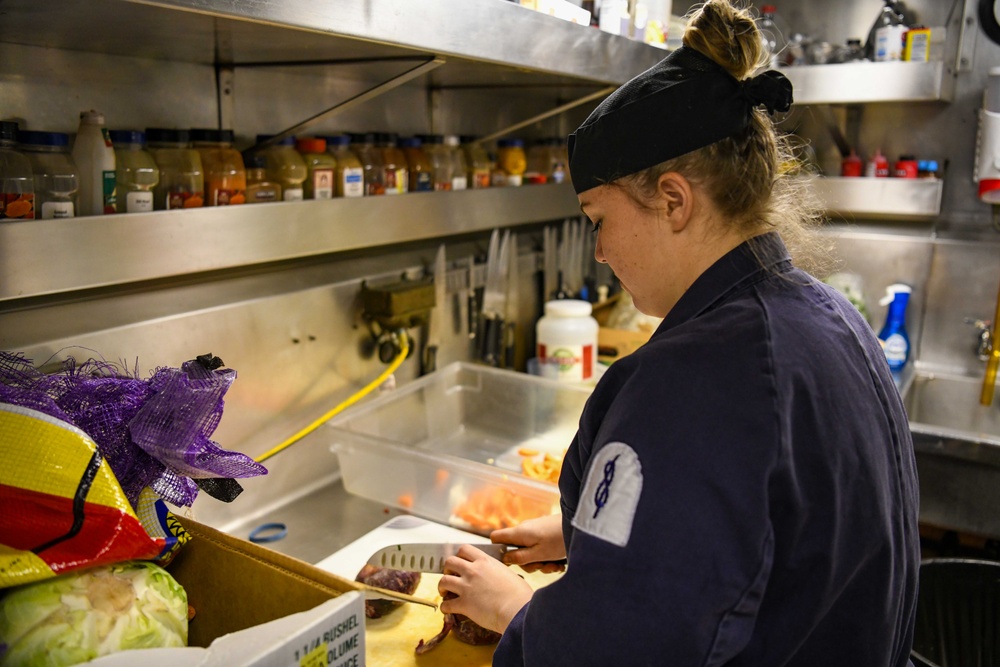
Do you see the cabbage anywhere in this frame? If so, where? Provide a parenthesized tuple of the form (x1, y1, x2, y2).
(0, 561, 187, 666)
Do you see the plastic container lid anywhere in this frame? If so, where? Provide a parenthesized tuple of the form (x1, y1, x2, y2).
(79, 110, 105, 124)
(498, 138, 525, 148)
(443, 135, 461, 147)
(398, 137, 422, 148)
(296, 137, 327, 153)
(256, 134, 295, 146)
(18, 130, 70, 147)
(146, 128, 190, 144)
(190, 128, 235, 144)
(417, 134, 444, 145)
(0, 121, 18, 143)
(243, 152, 267, 169)
(544, 299, 593, 318)
(109, 130, 145, 146)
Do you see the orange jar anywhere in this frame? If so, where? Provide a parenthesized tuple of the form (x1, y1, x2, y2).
(497, 138, 527, 186)
(191, 129, 246, 206)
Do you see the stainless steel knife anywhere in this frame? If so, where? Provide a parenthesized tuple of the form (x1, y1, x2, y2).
(366, 543, 511, 573)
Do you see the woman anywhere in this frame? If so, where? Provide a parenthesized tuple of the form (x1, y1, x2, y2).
(438, 2, 920, 665)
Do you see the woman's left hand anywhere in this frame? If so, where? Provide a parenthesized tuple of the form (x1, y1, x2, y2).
(438, 544, 534, 634)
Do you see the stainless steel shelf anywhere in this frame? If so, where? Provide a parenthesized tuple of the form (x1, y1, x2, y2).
(784, 61, 952, 105)
(0, 0, 664, 88)
(811, 176, 944, 221)
(0, 184, 580, 302)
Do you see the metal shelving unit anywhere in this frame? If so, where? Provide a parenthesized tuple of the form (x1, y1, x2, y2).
(811, 176, 944, 221)
(784, 61, 952, 105)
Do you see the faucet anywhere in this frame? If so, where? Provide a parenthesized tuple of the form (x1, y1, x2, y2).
(981, 278, 1000, 406)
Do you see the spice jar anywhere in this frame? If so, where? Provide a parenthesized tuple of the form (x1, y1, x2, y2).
(497, 138, 527, 186)
(536, 299, 598, 383)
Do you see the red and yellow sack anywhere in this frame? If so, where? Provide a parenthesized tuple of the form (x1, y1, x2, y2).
(0, 403, 171, 588)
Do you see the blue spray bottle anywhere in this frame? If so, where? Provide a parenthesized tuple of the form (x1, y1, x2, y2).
(878, 283, 912, 372)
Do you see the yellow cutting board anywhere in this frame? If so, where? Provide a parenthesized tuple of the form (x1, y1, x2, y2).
(315, 516, 560, 666)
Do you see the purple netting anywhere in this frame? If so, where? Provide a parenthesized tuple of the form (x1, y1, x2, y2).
(0, 351, 266, 507)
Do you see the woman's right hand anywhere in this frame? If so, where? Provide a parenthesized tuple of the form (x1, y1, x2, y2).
(491, 514, 566, 573)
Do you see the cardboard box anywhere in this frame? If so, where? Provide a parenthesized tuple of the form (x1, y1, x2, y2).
(167, 516, 367, 666)
(592, 295, 655, 361)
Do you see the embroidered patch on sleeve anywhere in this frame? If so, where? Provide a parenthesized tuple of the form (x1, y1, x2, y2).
(571, 441, 643, 547)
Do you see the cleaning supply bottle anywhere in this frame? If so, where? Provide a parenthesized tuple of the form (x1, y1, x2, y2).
(878, 284, 911, 372)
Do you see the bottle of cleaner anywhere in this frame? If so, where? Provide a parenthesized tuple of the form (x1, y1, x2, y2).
(72, 110, 117, 216)
(878, 284, 911, 372)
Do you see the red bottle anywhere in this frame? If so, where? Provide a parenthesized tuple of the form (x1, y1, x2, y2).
(866, 149, 890, 177)
(841, 150, 863, 177)
(894, 155, 918, 178)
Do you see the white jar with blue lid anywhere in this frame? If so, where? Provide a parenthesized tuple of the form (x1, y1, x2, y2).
(536, 299, 598, 383)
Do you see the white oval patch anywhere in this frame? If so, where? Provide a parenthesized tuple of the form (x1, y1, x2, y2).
(572, 441, 643, 547)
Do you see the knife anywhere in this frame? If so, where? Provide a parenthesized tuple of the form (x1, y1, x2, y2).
(481, 230, 510, 366)
(503, 232, 518, 369)
(422, 244, 446, 375)
(367, 543, 512, 573)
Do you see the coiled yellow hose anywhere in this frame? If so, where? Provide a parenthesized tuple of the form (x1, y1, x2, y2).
(254, 333, 409, 463)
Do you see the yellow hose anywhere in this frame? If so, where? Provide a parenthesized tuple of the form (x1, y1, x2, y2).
(254, 333, 409, 463)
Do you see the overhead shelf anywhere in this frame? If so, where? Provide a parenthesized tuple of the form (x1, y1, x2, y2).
(784, 61, 952, 105)
(811, 176, 944, 221)
(0, 185, 581, 302)
(0, 0, 664, 88)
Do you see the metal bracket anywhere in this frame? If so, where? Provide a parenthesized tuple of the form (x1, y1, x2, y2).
(956, 0, 980, 74)
(474, 86, 616, 145)
(243, 57, 446, 153)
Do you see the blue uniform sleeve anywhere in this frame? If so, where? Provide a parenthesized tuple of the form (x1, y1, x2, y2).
(494, 344, 782, 666)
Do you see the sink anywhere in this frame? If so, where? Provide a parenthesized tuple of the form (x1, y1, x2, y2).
(900, 366, 1000, 539)
(902, 368, 1000, 468)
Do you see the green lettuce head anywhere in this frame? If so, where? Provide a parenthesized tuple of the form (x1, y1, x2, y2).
(0, 561, 187, 666)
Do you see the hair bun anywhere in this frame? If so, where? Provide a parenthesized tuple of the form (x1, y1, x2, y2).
(742, 70, 793, 115)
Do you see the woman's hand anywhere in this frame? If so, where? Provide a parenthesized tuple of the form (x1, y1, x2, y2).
(491, 513, 566, 573)
(438, 544, 533, 634)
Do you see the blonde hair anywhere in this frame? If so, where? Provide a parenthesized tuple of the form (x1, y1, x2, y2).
(618, 0, 830, 275)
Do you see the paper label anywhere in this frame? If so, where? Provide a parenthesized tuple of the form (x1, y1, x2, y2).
(538, 343, 594, 381)
(283, 187, 304, 201)
(125, 191, 153, 212)
(41, 201, 74, 219)
(102, 170, 117, 214)
(342, 168, 364, 198)
(0, 192, 35, 219)
(313, 169, 334, 199)
(166, 190, 205, 209)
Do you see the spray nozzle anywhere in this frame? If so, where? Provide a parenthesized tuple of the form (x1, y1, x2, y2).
(879, 283, 912, 307)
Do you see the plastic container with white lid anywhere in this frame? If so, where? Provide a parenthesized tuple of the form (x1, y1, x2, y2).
(536, 299, 599, 383)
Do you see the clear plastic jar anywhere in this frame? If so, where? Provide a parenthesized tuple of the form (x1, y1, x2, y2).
(536, 299, 598, 383)
(377, 132, 408, 195)
(444, 135, 468, 191)
(497, 138, 527, 186)
(146, 128, 204, 210)
(295, 137, 335, 200)
(351, 133, 385, 196)
(400, 137, 432, 192)
(0, 121, 35, 220)
(19, 130, 79, 220)
(417, 134, 452, 191)
(325, 135, 364, 198)
(109, 130, 159, 213)
(243, 152, 282, 203)
(257, 134, 307, 201)
(461, 136, 492, 189)
(191, 128, 246, 206)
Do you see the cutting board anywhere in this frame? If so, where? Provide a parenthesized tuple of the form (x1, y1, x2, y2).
(315, 515, 559, 666)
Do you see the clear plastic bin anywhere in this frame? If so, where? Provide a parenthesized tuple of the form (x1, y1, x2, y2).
(327, 362, 592, 535)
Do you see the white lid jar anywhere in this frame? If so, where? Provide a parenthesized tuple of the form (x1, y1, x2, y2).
(536, 299, 599, 383)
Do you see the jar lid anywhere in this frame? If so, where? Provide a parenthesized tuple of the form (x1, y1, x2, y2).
(190, 128, 235, 144)
(498, 138, 525, 148)
(296, 137, 327, 153)
(417, 134, 443, 145)
(242, 151, 267, 169)
(79, 109, 105, 124)
(256, 134, 294, 146)
(109, 129, 145, 146)
(399, 136, 422, 148)
(146, 128, 190, 144)
(324, 134, 351, 147)
(0, 121, 18, 142)
(18, 130, 70, 147)
(544, 299, 593, 318)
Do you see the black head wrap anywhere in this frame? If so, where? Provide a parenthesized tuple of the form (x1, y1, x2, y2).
(568, 46, 793, 194)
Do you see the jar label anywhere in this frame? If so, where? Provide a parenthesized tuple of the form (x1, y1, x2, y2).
(42, 201, 74, 219)
(313, 169, 334, 199)
(451, 176, 467, 191)
(414, 172, 433, 192)
(102, 170, 117, 214)
(166, 190, 205, 209)
(212, 188, 246, 206)
(125, 191, 154, 213)
(342, 168, 364, 198)
(0, 193, 34, 219)
(283, 188, 304, 201)
(883, 333, 908, 369)
(538, 343, 594, 382)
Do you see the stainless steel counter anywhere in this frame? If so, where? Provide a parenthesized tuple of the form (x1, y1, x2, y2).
(219, 477, 408, 566)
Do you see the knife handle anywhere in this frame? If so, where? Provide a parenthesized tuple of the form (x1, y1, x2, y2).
(482, 316, 501, 366)
(503, 322, 516, 369)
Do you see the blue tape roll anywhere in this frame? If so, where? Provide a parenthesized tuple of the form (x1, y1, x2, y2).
(248, 522, 288, 543)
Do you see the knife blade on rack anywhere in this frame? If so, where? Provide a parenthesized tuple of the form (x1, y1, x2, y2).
(480, 229, 510, 366)
(422, 244, 446, 375)
(367, 543, 512, 573)
(503, 232, 518, 369)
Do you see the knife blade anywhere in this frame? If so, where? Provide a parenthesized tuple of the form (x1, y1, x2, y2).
(422, 243, 446, 375)
(367, 543, 511, 573)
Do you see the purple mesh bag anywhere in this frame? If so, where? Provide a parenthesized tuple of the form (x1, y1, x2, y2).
(0, 351, 266, 507)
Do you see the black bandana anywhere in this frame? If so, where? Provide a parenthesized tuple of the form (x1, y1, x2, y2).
(568, 46, 793, 194)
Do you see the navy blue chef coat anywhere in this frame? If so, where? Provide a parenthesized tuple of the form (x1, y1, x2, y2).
(494, 232, 919, 666)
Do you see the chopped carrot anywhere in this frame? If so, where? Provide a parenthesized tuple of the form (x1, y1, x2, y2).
(435, 469, 450, 486)
(518, 447, 540, 457)
(397, 493, 414, 509)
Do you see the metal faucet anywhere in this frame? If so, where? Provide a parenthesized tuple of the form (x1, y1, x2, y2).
(980, 277, 1000, 406)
